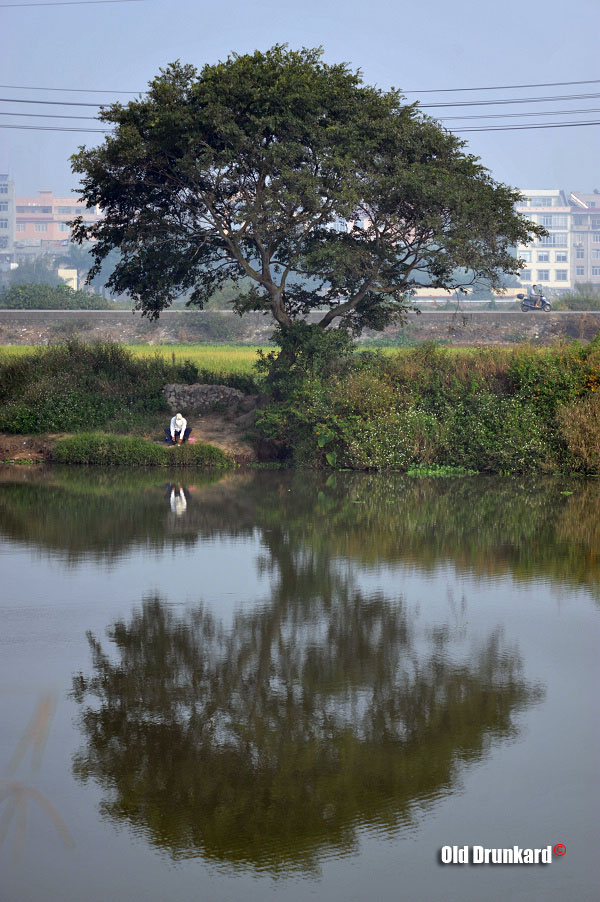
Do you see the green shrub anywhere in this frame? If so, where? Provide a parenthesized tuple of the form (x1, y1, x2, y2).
(51, 433, 234, 468)
(440, 394, 550, 473)
(0, 340, 191, 434)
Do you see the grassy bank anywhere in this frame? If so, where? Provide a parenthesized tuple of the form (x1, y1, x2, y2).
(255, 336, 600, 475)
(1, 338, 599, 474)
(51, 433, 234, 467)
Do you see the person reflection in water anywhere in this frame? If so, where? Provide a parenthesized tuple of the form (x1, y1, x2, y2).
(167, 484, 188, 516)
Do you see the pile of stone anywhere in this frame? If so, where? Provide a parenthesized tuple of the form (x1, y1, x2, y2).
(163, 383, 257, 415)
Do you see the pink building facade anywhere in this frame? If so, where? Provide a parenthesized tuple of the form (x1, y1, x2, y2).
(14, 190, 102, 257)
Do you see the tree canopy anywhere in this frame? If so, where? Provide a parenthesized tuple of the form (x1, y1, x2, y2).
(72, 45, 543, 331)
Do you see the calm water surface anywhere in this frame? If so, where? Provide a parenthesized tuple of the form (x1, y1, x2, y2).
(0, 467, 598, 901)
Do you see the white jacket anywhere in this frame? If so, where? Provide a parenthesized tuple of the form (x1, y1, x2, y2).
(170, 415, 187, 440)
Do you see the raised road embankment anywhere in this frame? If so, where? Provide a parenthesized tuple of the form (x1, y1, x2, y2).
(0, 308, 599, 345)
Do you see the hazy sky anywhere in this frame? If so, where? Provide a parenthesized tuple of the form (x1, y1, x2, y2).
(1, 0, 598, 197)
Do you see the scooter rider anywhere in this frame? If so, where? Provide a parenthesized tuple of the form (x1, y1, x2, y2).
(529, 283, 542, 308)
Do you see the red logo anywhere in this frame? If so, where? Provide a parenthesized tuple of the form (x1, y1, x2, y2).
(553, 844, 567, 857)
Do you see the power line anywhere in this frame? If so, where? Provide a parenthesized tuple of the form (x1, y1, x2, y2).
(2, 119, 599, 135)
(0, 96, 109, 107)
(403, 78, 600, 93)
(454, 120, 600, 132)
(421, 92, 600, 108)
(4, 90, 600, 112)
(10, 107, 596, 124)
(0, 83, 139, 94)
(0, 110, 99, 120)
(439, 107, 600, 121)
(0, 0, 146, 7)
(0, 77, 598, 97)
(0, 123, 110, 132)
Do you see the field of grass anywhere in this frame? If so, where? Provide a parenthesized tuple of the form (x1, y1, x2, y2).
(0, 342, 509, 374)
(0, 343, 269, 374)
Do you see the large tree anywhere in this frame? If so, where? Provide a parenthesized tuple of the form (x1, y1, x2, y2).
(72, 45, 543, 331)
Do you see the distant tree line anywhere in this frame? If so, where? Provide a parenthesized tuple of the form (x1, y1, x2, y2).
(0, 283, 115, 310)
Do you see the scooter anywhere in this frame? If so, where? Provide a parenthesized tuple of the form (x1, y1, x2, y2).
(517, 292, 552, 312)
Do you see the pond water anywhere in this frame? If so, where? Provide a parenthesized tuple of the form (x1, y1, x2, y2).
(0, 467, 598, 901)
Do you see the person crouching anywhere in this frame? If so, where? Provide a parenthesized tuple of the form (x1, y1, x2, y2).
(165, 412, 191, 445)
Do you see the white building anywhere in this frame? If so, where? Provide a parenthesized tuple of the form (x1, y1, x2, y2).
(515, 190, 572, 292)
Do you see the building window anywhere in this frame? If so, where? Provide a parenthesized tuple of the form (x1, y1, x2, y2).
(519, 250, 532, 263)
(555, 270, 568, 281)
(537, 270, 550, 281)
(540, 214, 568, 228)
(573, 215, 584, 225)
(34, 223, 48, 232)
(576, 266, 585, 276)
(576, 247, 585, 259)
(592, 217, 600, 229)
(0, 185, 7, 194)
(555, 251, 567, 262)
(537, 251, 549, 262)
(520, 270, 531, 281)
(592, 249, 600, 260)
(592, 267, 600, 276)
(16, 205, 52, 214)
(539, 233, 567, 247)
(0, 202, 7, 212)
(16, 223, 25, 232)
(0, 219, 8, 229)
(593, 234, 600, 242)
(58, 222, 71, 232)
(528, 196, 553, 206)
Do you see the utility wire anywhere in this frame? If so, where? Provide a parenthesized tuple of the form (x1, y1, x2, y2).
(0, 123, 110, 132)
(0, 96, 111, 107)
(4, 90, 600, 111)
(5, 106, 600, 124)
(7, 109, 600, 124)
(0, 0, 146, 7)
(0, 110, 100, 120)
(2, 120, 599, 134)
(0, 77, 598, 96)
(454, 120, 600, 132)
(403, 78, 600, 93)
(420, 92, 600, 108)
(438, 107, 600, 121)
(0, 83, 140, 94)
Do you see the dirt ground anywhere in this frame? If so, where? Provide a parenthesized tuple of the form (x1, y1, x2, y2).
(0, 433, 54, 462)
(181, 411, 258, 463)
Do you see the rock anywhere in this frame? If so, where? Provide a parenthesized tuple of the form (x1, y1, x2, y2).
(162, 383, 254, 415)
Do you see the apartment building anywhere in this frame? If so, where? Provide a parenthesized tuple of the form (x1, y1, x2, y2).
(515, 189, 572, 292)
(14, 190, 101, 258)
(0, 174, 16, 269)
(569, 191, 600, 287)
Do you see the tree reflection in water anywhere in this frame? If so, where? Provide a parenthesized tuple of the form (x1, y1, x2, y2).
(72, 586, 541, 874)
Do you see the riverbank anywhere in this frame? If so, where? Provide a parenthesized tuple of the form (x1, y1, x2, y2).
(1, 338, 599, 473)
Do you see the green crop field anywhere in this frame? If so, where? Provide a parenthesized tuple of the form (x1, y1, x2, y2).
(0, 343, 269, 374)
(0, 342, 511, 374)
